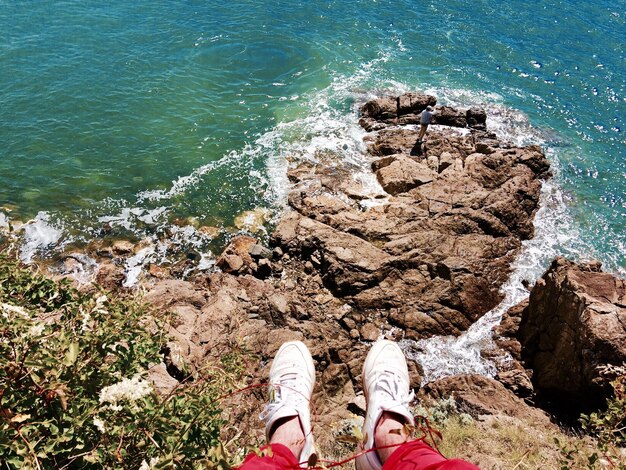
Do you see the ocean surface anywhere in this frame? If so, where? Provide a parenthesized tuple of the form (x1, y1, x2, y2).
(1, 1, 624, 373)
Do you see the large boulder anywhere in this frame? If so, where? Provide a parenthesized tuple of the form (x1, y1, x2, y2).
(360, 95, 398, 121)
(373, 155, 435, 195)
(517, 257, 626, 407)
(432, 106, 467, 128)
(397, 92, 437, 116)
(272, 212, 392, 296)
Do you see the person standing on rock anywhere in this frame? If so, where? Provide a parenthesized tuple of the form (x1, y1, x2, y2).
(237, 339, 479, 469)
(418, 106, 435, 143)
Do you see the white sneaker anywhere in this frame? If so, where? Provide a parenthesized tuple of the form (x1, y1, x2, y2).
(259, 341, 316, 467)
(356, 340, 415, 470)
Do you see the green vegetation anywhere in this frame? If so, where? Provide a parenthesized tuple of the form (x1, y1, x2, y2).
(572, 364, 626, 469)
(0, 253, 241, 469)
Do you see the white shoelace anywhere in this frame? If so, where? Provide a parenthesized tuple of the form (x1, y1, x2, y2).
(374, 370, 415, 408)
(260, 371, 307, 422)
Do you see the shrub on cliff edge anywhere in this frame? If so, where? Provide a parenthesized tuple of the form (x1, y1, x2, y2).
(0, 253, 238, 469)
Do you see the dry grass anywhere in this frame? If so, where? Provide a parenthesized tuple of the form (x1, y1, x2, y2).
(431, 414, 625, 469)
(275, 410, 626, 469)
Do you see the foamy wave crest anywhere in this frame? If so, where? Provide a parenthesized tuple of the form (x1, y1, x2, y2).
(19, 212, 65, 264)
(0, 212, 9, 231)
(136, 155, 240, 203)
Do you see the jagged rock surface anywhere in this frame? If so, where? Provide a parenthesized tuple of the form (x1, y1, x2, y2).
(516, 257, 626, 408)
(83, 91, 553, 450)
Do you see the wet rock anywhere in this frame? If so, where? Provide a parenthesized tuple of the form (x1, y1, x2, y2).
(466, 107, 487, 129)
(234, 208, 271, 234)
(359, 117, 386, 132)
(197, 225, 221, 238)
(216, 235, 257, 274)
(148, 263, 169, 279)
(432, 106, 467, 128)
(360, 95, 398, 121)
(95, 260, 125, 290)
(517, 257, 626, 409)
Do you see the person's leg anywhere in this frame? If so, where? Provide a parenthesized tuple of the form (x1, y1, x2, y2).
(381, 438, 480, 469)
(356, 340, 480, 470)
(255, 340, 316, 468)
(418, 124, 428, 140)
(238, 443, 300, 469)
(355, 340, 416, 470)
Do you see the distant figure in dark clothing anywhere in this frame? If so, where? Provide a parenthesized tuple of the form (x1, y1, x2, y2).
(418, 106, 434, 143)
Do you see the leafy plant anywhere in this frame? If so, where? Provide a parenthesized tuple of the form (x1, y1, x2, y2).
(0, 253, 241, 469)
(580, 364, 626, 448)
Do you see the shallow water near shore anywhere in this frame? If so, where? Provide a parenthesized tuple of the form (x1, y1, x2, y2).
(2, 0, 624, 275)
(1, 0, 624, 377)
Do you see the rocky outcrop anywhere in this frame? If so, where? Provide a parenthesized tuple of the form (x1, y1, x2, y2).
(274, 99, 550, 340)
(51, 91, 554, 451)
(516, 257, 626, 408)
(359, 92, 489, 132)
(420, 374, 551, 425)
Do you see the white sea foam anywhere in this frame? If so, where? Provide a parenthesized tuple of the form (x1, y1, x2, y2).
(123, 246, 156, 288)
(0, 212, 9, 230)
(59, 253, 100, 285)
(19, 212, 64, 263)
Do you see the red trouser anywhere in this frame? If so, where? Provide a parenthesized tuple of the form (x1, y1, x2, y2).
(237, 440, 479, 469)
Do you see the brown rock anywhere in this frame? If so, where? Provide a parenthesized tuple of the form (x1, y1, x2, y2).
(496, 369, 534, 398)
(360, 96, 398, 121)
(197, 225, 221, 238)
(432, 106, 467, 128)
(375, 155, 435, 195)
(368, 128, 420, 156)
(359, 323, 380, 341)
(95, 260, 125, 290)
(517, 257, 626, 407)
(421, 374, 550, 423)
(216, 235, 257, 274)
(322, 363, 351, 396)
(466, 107, 487, 129)
(397, 92, 437, 116)
(272, 213, 391, 296)
(144, 279, 206, 309)
(112, 240, 134, 256)
(148, 362, 180, 396)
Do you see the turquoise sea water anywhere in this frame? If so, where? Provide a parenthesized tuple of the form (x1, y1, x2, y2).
(1, 1, 624, 279)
